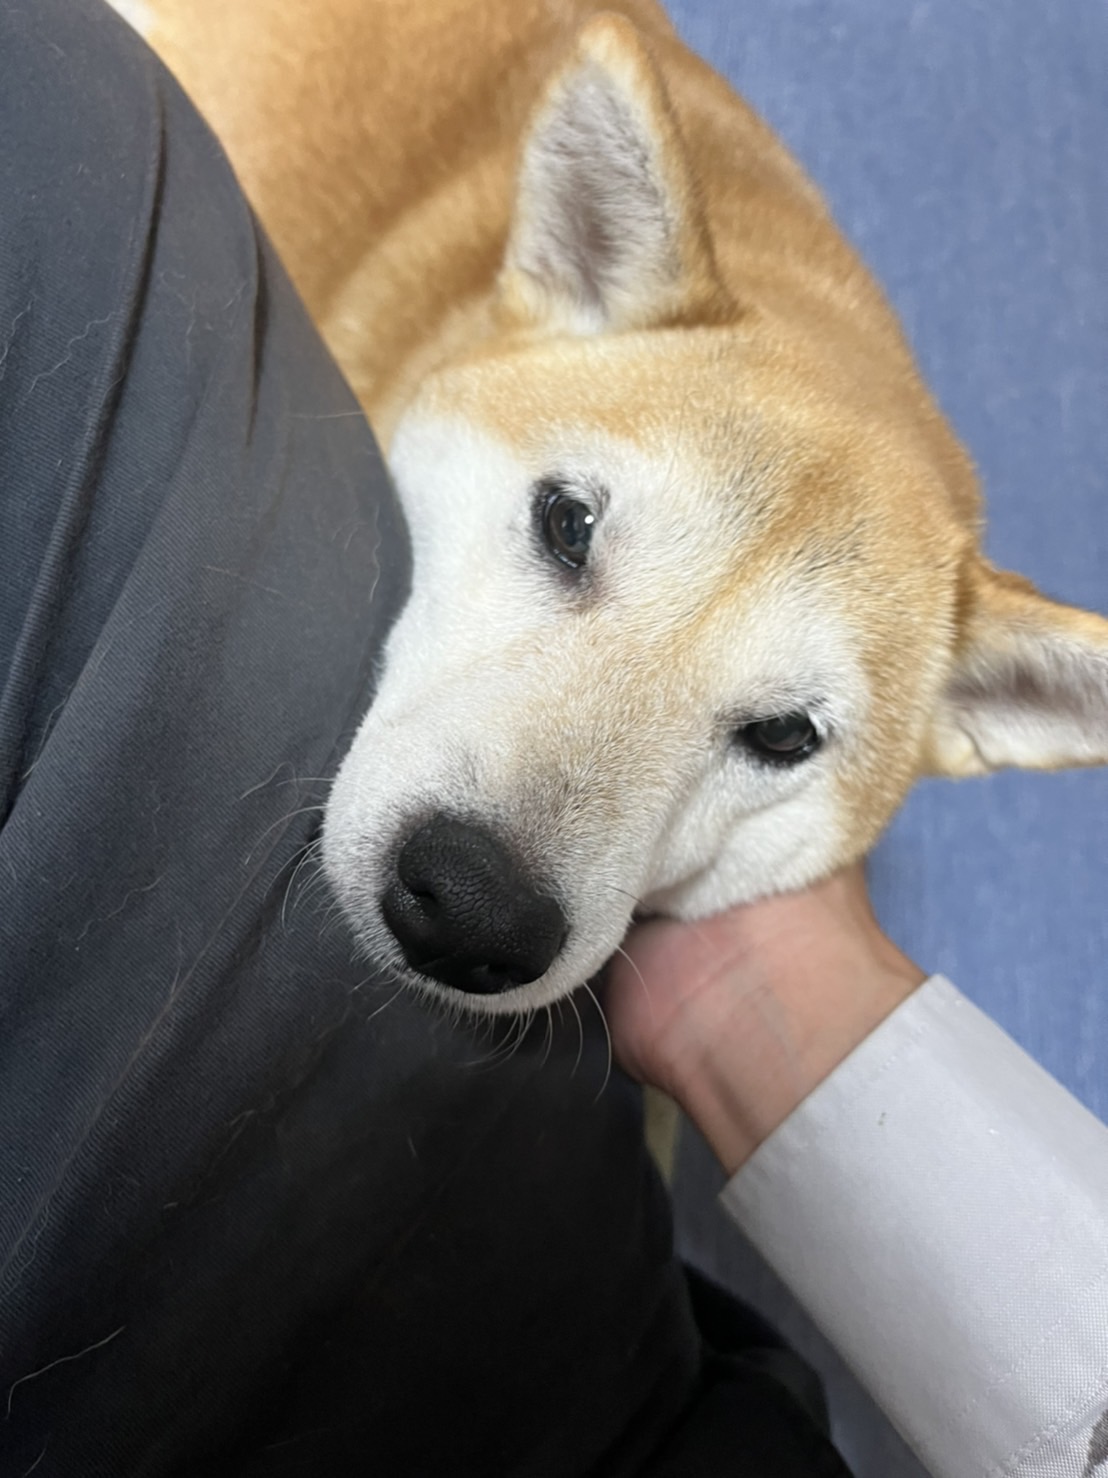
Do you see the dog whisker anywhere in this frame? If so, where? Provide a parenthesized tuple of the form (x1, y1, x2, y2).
(568, 992, 585, 1079)
(243, 803, 327, 865)
(363, 984, 404, 1023)
(612, 941, 653, 1022)
(602, 882, 647, 910)
(461, 1010, 520, 1071)
(498, 1008, 536, 1069)
(281, 837, 325, 928)
(582, 981, 613, 1102)
(540, 1004, 555, 1068)
(238, 762, 294, 801)
(298, 865, 333, 909)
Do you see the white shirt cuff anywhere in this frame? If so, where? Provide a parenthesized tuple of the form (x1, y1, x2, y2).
(720, 976, 1108, 1478)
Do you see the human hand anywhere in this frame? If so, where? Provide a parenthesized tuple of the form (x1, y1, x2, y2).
(605, 865, 926, 1175)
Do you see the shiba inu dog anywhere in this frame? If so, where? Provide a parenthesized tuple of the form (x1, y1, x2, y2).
(116, 0, 1108, 1015)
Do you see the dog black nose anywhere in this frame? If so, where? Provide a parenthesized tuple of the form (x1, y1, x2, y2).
(381, 815, 567, 994)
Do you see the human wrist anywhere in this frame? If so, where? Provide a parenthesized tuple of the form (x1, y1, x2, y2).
(667, 916, 925, 1176)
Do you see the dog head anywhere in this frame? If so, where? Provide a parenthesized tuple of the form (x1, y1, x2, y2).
(323, 15, 1108, 1012)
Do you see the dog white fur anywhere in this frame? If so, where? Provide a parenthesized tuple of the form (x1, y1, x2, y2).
(113, 0, 1108, 1014)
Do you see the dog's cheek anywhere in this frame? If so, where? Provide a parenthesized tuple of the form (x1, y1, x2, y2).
(643, 781, 845, 918)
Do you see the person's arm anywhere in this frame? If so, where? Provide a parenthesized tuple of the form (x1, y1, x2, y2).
(607, 868, 1108, 1478)
(608, 867, 925, 1176)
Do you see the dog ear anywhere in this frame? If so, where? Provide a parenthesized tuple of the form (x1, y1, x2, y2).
(499, 13, 730, 334)
(925, 558, 1108, 776)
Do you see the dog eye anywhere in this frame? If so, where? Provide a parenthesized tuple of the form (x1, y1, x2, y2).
(737, 712, 820, 764)
(541, 490, 596, 569)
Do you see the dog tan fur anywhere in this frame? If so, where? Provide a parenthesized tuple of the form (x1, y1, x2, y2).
(115, 0, 1108, 1013)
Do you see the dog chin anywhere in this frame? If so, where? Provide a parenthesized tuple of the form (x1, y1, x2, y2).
(412, 970, 592, 1019)
(344, 911, 606, 1017)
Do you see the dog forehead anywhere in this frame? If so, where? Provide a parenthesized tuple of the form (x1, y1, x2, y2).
(423, 325, 787, 462)
(413, 324, 939, 542)
(401, 355, 923, 616)
(394, 327, 967, 685)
